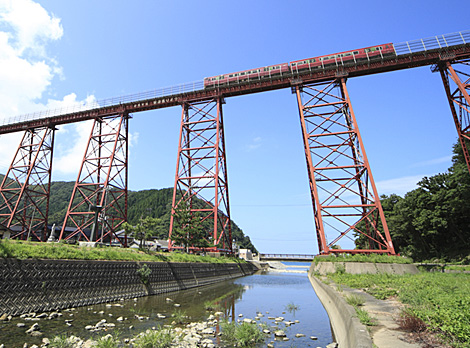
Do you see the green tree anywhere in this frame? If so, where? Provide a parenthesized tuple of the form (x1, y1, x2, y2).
(363, 142, 470, 262)
(122, 216, 161, 250)
(170, 202, 209, 252)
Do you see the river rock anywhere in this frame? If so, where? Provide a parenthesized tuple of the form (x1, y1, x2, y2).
(30, 331, 42, 337)
(295, 333, 306, 337)
(17, 323, 26, 327)
(214, 312, 223, 317)
(201, 328, 215, 335)
(310, 336, 318, 340)
(36, 313, 48, 319)
(326, 343, 338, 348)
(275, 317, 284, 321)
(243, 318, 254, 324)
(157, 313, 166, 319)
(174, 303, 181, 307)
(26, 323, 40, 334)
(274, 330, 286, 337)
(263, 329, 271, 334)
(42, 338, 50, 346)
(117, 316, 124, 321)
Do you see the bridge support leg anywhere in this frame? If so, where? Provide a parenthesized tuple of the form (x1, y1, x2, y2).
(169, 98, 232, 252)
(439, 60, 470, 174)
(59, 113, 129, 245)
(0, 126, 55, 241)
(295, 79, 395, 255)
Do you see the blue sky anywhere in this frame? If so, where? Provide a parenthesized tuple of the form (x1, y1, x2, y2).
(0, 0, 468, 254)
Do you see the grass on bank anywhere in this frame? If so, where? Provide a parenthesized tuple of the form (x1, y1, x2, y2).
(326, 271, 470, 348)
(314, 253, 413, 264)
(0, 239, 245, 264)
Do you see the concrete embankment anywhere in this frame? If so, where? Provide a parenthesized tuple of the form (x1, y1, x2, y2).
(0, 258, 255, 317)
(308, 262, 420, 348)
(308, 268, 372, 348)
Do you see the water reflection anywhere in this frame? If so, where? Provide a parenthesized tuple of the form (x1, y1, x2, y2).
(0, 268, 333, 347)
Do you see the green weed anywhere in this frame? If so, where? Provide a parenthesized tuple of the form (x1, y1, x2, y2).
(345, 294, 365, 307)
(133, 328, 175, 348)
(356, 308, 376, 326)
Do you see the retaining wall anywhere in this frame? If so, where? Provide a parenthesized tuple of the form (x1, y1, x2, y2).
(0, 259, 255, 316)
(308, 266, 372, 348)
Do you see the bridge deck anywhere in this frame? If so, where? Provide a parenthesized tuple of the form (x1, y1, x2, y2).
(0, 31, 469, 135)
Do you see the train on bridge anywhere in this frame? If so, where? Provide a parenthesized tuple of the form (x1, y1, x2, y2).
(204, 43, 396, 87)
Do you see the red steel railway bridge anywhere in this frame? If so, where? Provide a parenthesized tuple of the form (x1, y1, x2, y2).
(0, 30, 469, 255)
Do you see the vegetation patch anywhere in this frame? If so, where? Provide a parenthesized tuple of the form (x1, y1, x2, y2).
(314, 254, 412, 264)
(0, 239, 245, 264)
(327, 272, 470, 347)
(220, 320, 266, 347)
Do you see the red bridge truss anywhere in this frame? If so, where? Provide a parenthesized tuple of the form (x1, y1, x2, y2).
(0, 30, 469, 255)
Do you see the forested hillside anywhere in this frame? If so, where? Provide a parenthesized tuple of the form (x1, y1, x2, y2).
(45, 184, 257, 252)
(356, 142, 470, 262)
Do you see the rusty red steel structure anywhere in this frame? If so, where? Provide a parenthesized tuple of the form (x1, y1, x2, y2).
(58, 113, 129, 245)
(0, 126, 55, 241)
(0, 31, 470, 254)
(438, 59, 470, 173)
(295, 80, 395, 255)
(168, 98, 232, 252)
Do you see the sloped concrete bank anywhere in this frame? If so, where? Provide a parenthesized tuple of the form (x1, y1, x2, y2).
(308, 262, 420, 348)
(308, 266, 372, 348)
(0, 258, 255, 317)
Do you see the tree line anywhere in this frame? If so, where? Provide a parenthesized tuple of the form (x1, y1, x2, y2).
(356, 142, 470, 262)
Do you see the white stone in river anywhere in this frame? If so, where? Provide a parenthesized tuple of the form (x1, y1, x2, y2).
(274, 330, 286, 337)
(174, 303, 181, 307)
(295, 333, 306, 337)
(310, 336, 318, 340)
(238, 313, 243, 317)
(117, 317, 124, 321)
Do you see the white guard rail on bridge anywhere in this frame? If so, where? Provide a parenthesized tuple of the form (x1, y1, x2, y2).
(1, 30, 469, 128)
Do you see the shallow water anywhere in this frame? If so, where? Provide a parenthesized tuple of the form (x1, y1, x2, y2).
(0, 269, 333, 347)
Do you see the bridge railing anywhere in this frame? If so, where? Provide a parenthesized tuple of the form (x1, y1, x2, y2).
(260, 253, 315, 259)
(0, 80, 205, 126)
(2, 30, 469, 128)
(394, 30, 470, 55)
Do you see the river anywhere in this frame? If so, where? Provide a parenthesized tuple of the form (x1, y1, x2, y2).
(0, 262, 334, 347)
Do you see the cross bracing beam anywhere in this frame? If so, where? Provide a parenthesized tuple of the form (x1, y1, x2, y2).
(295, 79, 395, 255)
(0, 126, 55, 241)
(169, 98, 232, 252)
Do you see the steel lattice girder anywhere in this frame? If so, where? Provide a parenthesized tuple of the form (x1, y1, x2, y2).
(439, 59, 470, 174)
(59, 113, 129, 245)
(295, 79, 396, 255)
(0, 127, 55, 241)
(169, 98, 232, 252)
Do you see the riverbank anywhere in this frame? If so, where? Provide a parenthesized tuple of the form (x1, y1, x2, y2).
(0, 258, 255, 317)
(1, 267, 334, 348)
(308, 262, 427, 348)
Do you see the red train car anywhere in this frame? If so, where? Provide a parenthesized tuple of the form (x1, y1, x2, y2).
(204, 63, 289, 88)
(290, 43, 395, 73)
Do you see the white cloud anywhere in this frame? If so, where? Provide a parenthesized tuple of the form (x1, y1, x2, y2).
(0, 1, 100, 180)
(375, 174, 426, 197)
(245, 136, 262, 151)
(411, 155, 452, 168)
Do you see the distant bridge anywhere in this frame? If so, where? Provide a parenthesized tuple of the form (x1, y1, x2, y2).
(259, 253, 315, 261)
